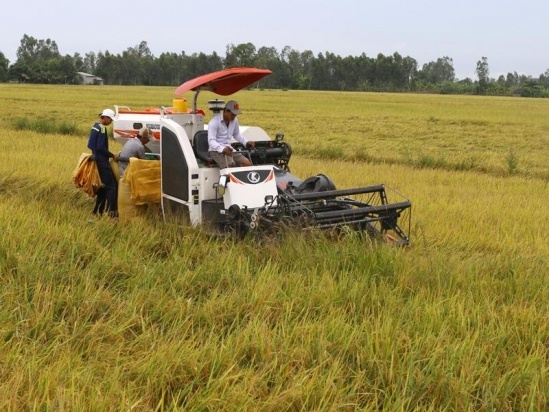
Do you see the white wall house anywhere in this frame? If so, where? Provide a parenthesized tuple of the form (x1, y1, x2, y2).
(78, 72, 104, 85)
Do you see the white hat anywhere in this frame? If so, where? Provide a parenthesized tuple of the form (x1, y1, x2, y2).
(138, 127, 154, 139)
(100, 108, 116, 120)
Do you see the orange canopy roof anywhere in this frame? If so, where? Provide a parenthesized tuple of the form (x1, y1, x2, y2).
(174, 67, 272, 96)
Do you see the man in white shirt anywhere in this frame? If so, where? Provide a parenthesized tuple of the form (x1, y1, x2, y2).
(208, 100, 255, 168)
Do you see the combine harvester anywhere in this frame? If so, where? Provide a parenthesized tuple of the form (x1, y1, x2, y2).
(112, 68, 411, 245)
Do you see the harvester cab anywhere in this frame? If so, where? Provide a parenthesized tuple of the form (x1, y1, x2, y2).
(112, 68, 411, 245)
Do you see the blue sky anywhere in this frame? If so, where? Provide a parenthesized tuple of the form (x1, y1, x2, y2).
(2, 0, 548, 80)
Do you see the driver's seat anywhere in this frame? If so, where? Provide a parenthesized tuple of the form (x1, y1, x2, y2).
(193, 130, 214, 166)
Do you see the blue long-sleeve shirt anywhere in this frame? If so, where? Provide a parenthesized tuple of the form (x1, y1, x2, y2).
(87, 123, 113, 161)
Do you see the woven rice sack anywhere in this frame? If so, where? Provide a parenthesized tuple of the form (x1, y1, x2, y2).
(110, 158, 120, 182)
(124, 159, 161, 204)
(72, 153, 101, 197)
(118, 177, 146, 221)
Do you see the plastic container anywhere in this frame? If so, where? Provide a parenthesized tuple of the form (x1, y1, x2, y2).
(172, 98, 187, 112)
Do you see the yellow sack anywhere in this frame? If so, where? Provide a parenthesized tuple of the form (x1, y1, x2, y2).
(124, 158, 161, 204)
(72, 153, 101, 198)
(110, 158, 120, 182)
(118, 177, 147, 221)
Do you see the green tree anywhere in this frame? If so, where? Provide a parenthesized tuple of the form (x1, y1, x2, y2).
(121, 47, 144, 85)
(0, 51, 9, 82)
(282, 48, 305, 89)
(274, 45, 293, 89)
(299, 50, 315, 89)
(96, 51, 121, 85)
(58, 55, 78, 84)
(155, 52, 184, 85)
(224, 43, 256, 68)
(254, 46, 283, 88)
(504, 72, 516, 88)
(476, 56, 490, 94)
(539, 69, 549, 89)
(420, 56, 455, 84)
(401, 55, 418, 89)
(310, 52, 328, 90)
(72, 53, 85, 73)
(83, 52, 97, 74)
(13, 35, 74, 83)
(191, 51, 223, 78)
(373, 53, 395, 90)
(520, 79, 545, 97)
(16, 35, 60, 65)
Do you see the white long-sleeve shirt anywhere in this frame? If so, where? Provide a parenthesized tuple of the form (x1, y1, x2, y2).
(207, 114, 248, 153)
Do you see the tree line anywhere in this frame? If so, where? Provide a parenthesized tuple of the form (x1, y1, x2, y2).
(1, 35, 549, 97)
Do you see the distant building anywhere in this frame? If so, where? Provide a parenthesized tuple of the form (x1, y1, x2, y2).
(78, 72, 104, 85)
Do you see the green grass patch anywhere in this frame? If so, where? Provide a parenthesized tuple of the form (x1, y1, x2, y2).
(15, 116, 80, 135)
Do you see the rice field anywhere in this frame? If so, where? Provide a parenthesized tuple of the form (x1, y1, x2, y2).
(0, 84, 548, 410)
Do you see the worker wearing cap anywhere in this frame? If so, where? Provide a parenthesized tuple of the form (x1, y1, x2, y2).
(207, 100, 255, 168)
(117, 127, 153, 177)
(87, 108, 119, 218)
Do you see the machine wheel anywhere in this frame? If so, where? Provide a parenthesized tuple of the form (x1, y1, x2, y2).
(225, 204, 250, 239)
(227, 204, 242, 220)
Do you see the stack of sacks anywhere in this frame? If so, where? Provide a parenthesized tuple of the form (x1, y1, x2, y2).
(72, 153, 101, 197)
(118, 158, 161, 221)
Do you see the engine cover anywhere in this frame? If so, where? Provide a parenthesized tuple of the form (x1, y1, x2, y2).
(222, 165, 278, 209)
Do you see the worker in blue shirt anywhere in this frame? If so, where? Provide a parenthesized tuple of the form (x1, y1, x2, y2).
(87, 108, 119, 218)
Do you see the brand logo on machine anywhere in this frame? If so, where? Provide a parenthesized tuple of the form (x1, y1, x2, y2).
(230, 169, 274, 185)
(247, 172, 260, 183)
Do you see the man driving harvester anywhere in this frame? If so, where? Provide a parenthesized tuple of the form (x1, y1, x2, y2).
(207, 100, 255, 168)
